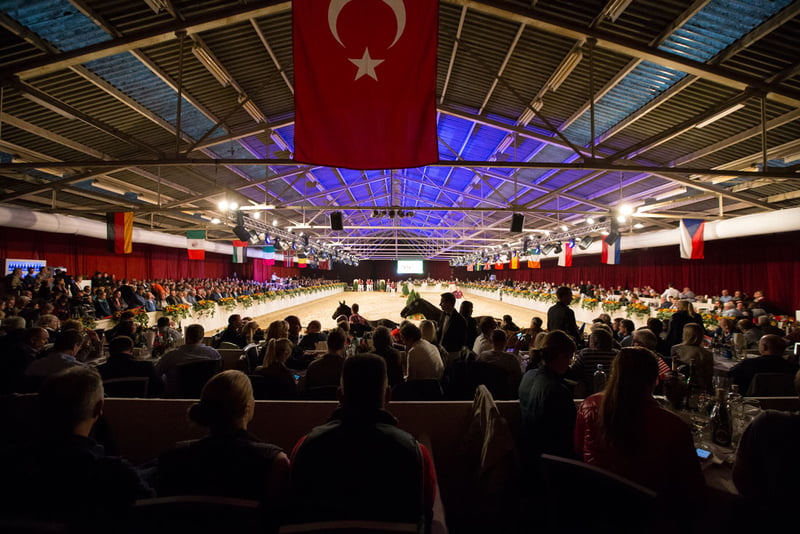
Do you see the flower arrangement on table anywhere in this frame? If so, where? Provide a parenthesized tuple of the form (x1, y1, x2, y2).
(162, 303, 191, 323)
(601, 300, 622, 313)
(237, 295, 254, 309)
(412, 281, 423, 287)
(656, 308, 674, 322)
(571, 296, 581, 306)
(192, 299, 216, 318)
(580, 298, 599, 311)
(701, 312, 721, 330)
(217, 297, 237, 312)
(80, 316, 96, 331)
(112, 307, 149, 329)
(626, 302, 651, 319)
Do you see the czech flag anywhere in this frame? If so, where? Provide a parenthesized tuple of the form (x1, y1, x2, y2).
(601, 235, 620, 265)
(680, 219, 705, 259)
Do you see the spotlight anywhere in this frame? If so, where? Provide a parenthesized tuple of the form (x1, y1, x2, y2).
(248, 231, 260, 245)
(218, 200, 228, 211)
(388, 209, 396, 218)
(617, 215, 627, 223)
(273, 237, 281, 249)
(553, 243, 563, 254)
(541, 244, 555, 255)
(634, 222, 644, 229)
(560, 224, 568, 232)
(372, 210, 379, 218)
(578, 236, 594, 250)
(302, 234, 309, 248)
(586, 217, 594, 224)
(398, 210, 405, 217)
(229, 201, 239, 210)
(272, 219, 278, 226)
(210, 218, 221, 224)
(252, 211, 261, 220)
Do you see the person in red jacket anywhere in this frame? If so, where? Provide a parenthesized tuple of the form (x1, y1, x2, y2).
(574, 347, 704, 514)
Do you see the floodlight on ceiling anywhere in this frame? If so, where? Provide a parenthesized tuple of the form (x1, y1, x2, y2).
(585, 217, 595, 225)
(546, 46, 582, 92)
(604, 0, 634, 22)
(560, 224, 568, 232)
(144, 0, 169, 14)
(248, 231, 260, 245)
(239, 96, 265, 123)
(578, 236, 594, 250)
(553, 243, 563, 254)
(192, 43, 231, 87)
(633, 222, 644, 229)
(541, 243, 555, 255)
(695, 103, 746, 129)
(210, 218, 221, 225)
(496, 135, 514, 154)
(518, 99, 543, 126)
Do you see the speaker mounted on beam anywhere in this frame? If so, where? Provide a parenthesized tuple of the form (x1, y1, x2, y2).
(510, 213, 524, 233)
(330, 211, 343, 231)
(233, 225, 251, 242)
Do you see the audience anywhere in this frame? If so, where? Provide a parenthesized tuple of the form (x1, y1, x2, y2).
(24, 329, 86, 381)
(472, 315, 497, 355)
(302, 328, 346, 390)
(728, 334, 797, 395)
(156, 324, 221, 396)
(671, 323, 714, 393)
(401, 322, 444, 381)
(97, 335, 165, 397)
(370, 325, 405, 388)
(477, 329, 523, 396)
(567, 328, 617, 398)
(253, 338, 298, 399)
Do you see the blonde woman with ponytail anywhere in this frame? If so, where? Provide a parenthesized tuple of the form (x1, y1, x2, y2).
(156, 370, 290, 504)
(253, 338, 298, 399)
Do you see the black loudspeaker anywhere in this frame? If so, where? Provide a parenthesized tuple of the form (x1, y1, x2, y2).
(330, 212, 343, 231)
(604, 229, 620, 244)
(510, 213, 524, 233)
(233, 225, 251, 241)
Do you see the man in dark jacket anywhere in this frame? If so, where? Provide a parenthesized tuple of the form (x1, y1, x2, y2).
(547, 286, 581, 346)
(438, 292, 467, 357)
(97, 335, 165, 397)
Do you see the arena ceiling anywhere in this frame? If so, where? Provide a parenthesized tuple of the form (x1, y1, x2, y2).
(0, 0, 799, 261)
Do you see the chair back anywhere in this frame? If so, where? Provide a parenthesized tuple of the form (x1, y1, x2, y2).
(218, 341, 241, 350)
(249, 374, 298, 400)
(298, 385, 339, 400)
(103, 377, 149, 398)
(219, 349, 246, 371)
(391, 379, 443, 401)
(538, 454, 658, 533)
(175, 359, 220, 399)
(746, 372, 797, 396)
(128, 495, 262, 534)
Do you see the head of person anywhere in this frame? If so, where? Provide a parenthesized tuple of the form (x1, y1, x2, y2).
(439, 292, 456, 313)
(612, 318, 623, 331)
(372, 326, 392, 351)
(718, 317, 733, 332)
(188, 370, 254, 434)
(53, 329, 84, 356)
(242, 321, 260, 342)
(419, 320, 438, 344)
(228, 314, 243, 330)
(490, 329, 508, 351)
(632, 328, 657, 351)
(459, 300, 473, 318)
(676, 300, 696, 315)
(399, 322, 422, 348)
(646, 318, 663, 336)
(109, 335, 134, 355)
(556, 286, 572, 305)
(339, 353, 389, 412)
(351, 303, 360, 314)
(22, 327, 50, 351)
(529, 316, 543, 331)
(266, 320, 289, 341)
(326, 328, 347, 354)
(116, 320, 137, 338)
(263, 338, 293, 367)
(39, 366, 104, 437)
(479, 316, 497, 336)
(280, 315, 301, 337)
(589, 329, 613, 351)
(600, 348, 660, 452)
(38, 314, 60, 331)
(677, 324, 704, 347)
(723, 301, 734, 311)
(598, 313, 612, 325)
(306, 320, 322, 334)
(738, 318, 754, 332)
(620, 320, 635, 337)
(157, 316, 171, 329)
(541, 330, 576, 374)
(759, 334, 785, 356)
(184, 324, 205, 345)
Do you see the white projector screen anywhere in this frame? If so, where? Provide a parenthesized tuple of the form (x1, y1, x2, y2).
(397, 259, 424, 275)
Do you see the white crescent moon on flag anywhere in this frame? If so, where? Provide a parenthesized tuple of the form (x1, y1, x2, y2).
(328, 0, 406, 48)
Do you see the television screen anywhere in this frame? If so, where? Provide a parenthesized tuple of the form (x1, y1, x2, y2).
(397, 260, 424, 275)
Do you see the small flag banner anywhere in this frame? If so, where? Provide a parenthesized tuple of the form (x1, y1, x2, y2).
(510, 252, 520, 270)
(284, 250, 293, 268)
(601, 235, 621, 265)
(106, 212, 133, 254)
(494, 260, 504, 270)
(262, 244, 275, 266)
(466, 263, 474, 272)
(484, 261, 492, 271)
(680, 218, 705, 259)
(186, 230, 206, 260)
(558, 245, 573, 267)
(528, 254, 541, 269)
(475, 263, 482, 272)
(297, 252, 308, 269)
(232, 240, 248, 264)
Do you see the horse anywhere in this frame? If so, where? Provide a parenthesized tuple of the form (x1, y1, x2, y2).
(331, 301, 398, 329)
(399, 291, 442, 320)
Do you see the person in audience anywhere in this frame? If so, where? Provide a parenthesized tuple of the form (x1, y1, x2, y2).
(108, 289, 128, 313)
(401, 322, 444, 381)
(525, 316, 545, 345)
(297, 320, 328, 353)
(303, 328, 347, 391)
(472, 315, 497, 356)
(24, 329, 86, 380)
(518, 330, 577, 461)
(371, 325, 404, 388)
(284, 353, 436, 529)
(478, 329, 523, 396)
(671, 323, 714, 393)
(751, 290, 779, 315)
(157, 370, 289, 507)
(0, 367, 153, 530)
(665, 300, 704, 350)
(632, 328, 671, 379)
(459, 300, 479, 351)
(757, 315, 785, 337)
(93, 288, 112, 318)
(97, 335, 165, 397)
(349, 303, 368, 326)
(729, 334, 798, 395)
(713, 316, 737, 346)
(420, 319, 449, 367)
(438, 292, 468, 357)
(284, 315, 302, 346)
(574, 348, 704, 514)
(0, 326, 49, 394)
(219, 313, 247, 348)
(155, 316, 183, 348)
(646, 317, 670, 359)
(679, 286, 696, 302)
(242, 320, 265, 346)
(721, 301, 742, 318)
(567, 328, 618, 398)
(732, 369, 800, 531)
(619, 319, 635, 347)
(738, 318, 764, 349)
(547, 287, 581, 347)
(156, 324, 221, 396)
(254, 338, 298, 399)
(501, 314, 521, 334)
(265, 319, 290, 342)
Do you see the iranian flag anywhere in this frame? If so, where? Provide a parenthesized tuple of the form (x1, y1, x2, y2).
(186, 230, 206, 260)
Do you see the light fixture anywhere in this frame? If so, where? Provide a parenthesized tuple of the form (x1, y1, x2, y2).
(604, 0, 634, 22)
(695, 103, 746, 129)
(239, 96, 265, 123)
(251, 211, 261, 219)
(143, 0, 169, 14)
(553, 243, 563, 254)
(619, 204, 634, 216)
(560, 224, 568, 232)
(781, 151, 800, 163)
(496, 135, 514, 154)
(192, 42, 231, 87)
(229, 201, 239, 210)
(617, 215, 627, 223)
(585, 217, 595, 225)
(578, 236, 594, 250)
(210, 218, 221, 224)
(633, 222, 644, 229)
(518, 99, 544, 126)
(600, 229, 609, 236)
(272, 219, 278, 226)
(567, 238, 576, 249)
(546, 46, 582, 92)
(218, 200, 229, 211)
(248, 231, 260, 245)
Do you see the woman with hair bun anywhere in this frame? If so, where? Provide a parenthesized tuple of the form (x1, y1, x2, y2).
(156, 370, 289, 505)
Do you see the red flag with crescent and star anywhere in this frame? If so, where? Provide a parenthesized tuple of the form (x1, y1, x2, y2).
(293, 0, 438, 170)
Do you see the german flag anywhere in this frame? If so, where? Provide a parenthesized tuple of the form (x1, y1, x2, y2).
(107, 212, 133, 254)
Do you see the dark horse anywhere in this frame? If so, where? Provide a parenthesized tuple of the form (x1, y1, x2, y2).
(332, 301, 398, 329)
(399, 291, 442, 320)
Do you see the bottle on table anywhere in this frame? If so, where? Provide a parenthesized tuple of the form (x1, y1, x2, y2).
(663, 357, 687, 411)
(593, 364, 607, 394)
(710, 387, 733, 447)
(728, 383, 744, 442)
(685, 360, 702, 411)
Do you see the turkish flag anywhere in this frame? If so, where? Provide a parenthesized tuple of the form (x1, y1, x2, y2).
(293, 0, 438, 170)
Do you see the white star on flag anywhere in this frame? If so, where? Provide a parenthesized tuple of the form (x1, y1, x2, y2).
(349, 48, 384, 81)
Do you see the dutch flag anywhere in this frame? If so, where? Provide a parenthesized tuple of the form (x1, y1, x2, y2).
(680, 219, 705, 259)
(601, 235, 621, 265)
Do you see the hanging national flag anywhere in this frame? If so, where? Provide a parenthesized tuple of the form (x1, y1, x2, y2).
(232, 240, 248, 264)
(262, 244, 275, 266)
(297, 252, 308, 269)
(527, 253, 541, 269)
(186, 230, 206, 260)
(495, 260, 504, 270)
(293, 0, 438, 170)
(466, 263, 474, 272)
(106, 212, 133, 254)
(558, 245, 573, 267)
(510, 252, 520, 270)
(601, 235, 621, 265)
(680, 219, 705, 259)
(475, 262, 482, 272)
(284, 250, 294, 268)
